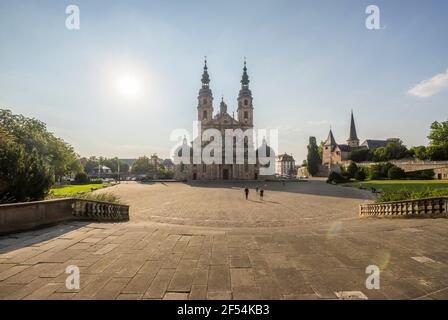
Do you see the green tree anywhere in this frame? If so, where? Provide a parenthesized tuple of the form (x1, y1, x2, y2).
(307, 137, 321, 176)
(0, 132, 53, 203)
(318, 140, 325, 161)
(103, 158, 130, 173)
(74, 172, 90, 184)
(426, 145, 448, 161)
(82, 157, 99, 174)
(0, 109, 79, 181)
(131, 156, 153, 174)
(387, 166, 406, 180)
(349, 149, 370, 162)
(410, 146, 428, 160)
(428, 120, 448, 146)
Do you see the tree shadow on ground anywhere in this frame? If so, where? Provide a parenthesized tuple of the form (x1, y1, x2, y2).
(0, 222, 90, 254)
(179, 180, 375, 201)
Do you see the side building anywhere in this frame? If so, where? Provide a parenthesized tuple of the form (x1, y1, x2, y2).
(322, 111, 388, 166)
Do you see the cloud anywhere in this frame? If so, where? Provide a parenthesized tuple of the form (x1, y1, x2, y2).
(408, 69, 448, 98)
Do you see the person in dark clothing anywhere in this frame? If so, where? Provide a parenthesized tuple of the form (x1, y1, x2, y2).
(255, 186, 259, 193)
(244, 187, 249, 200)
(260, 189, 264, 200)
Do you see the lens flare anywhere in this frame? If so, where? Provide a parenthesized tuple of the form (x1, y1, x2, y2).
(326, 221, 342, 238)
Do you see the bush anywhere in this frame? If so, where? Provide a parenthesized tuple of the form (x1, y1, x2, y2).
(327, 171, 348, 184)
(349, 149, 370, 162)
(0, 141, 54, 203)
(368, 162, 396, 180)
(77, 192, 123, 204)
(74, 172, 89, 184)
(377, 188, 448, 203)
(387, 166, 406, 180)
(406, 169, 434, 180)
(346, 162, 358, 179)
(354, 169, 366, 181)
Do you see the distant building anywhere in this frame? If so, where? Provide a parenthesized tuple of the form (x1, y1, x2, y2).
(276, 153, 296, 176)
(322, 111, 389, 165)
(89, 165, 113, 176)
(162, 159, 175, 171)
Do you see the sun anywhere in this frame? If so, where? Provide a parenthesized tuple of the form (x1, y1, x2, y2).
(115, 73, 143, 99)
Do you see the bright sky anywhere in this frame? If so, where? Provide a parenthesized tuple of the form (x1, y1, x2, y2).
(0, 0, 447, 162)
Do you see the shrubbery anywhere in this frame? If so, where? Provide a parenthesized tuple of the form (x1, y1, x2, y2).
(1, 133, 54, 203)
(327, 172, 348, 184)
(354, 169, 366, 181)
(387, 166, 406, 180)
(74, 172, 89, 184)
(378, 188, 448, 203)
(77, 192, 123, 204)
(406, 169, 434, 180)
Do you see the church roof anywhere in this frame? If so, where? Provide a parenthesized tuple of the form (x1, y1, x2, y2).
(337, 144, 352, 152)
(361, 139, 388, 150)
(324, 129, 337, 147)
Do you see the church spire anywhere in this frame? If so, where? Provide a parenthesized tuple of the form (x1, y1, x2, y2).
(349, 110, 358, 141)
(238, 57, 252, 99)
(347, 110, 360, 147)
(325, 128, 337, 147)
(201, 57, 210, 86)
(198, 56, 212, 98)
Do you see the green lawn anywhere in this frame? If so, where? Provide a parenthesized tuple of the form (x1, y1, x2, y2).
(346, 180, 448, 192)
(49, 184, 110, 197)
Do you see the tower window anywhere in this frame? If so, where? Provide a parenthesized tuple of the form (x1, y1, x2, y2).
(244, 99, 249, 106)
(203, 110, 207, 119)
(244, 111, 248, 119)
(203, 98, 207, 105)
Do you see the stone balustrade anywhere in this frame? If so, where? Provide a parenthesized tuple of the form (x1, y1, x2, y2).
(359, 197, 448, 218)
(0, 198, 129, 235)
(72, 199, 129, 221)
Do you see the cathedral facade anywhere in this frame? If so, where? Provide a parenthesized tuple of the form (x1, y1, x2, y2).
(173, 59, 274, 181)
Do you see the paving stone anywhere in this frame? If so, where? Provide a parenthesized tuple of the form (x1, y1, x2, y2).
(163, 292, 189, 300)
(2, 181, 448, 300)
(230, 268, 256, 288)
(208, 265, 230, 292)
(0, 265, 29, 281)
(207, 291, 232, 300)
(189, 285, 207, 300)
(143, 268, 175, 299)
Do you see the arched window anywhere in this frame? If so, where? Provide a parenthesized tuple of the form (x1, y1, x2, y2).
(244, 111, 248, 119)
(203, 110, 207, 119)
(244, 99, 249, 106)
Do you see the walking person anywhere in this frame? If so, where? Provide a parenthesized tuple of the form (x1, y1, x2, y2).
(255, 186, 259, 194)
(244, 186, 249, 200)
(260, 188, 264, 200)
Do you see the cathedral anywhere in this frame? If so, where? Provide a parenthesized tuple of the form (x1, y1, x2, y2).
(173, 59, 274, 181)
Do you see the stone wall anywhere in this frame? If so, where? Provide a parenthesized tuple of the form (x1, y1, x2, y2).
(0, 198, 129, 235)
(359, 197, 448, 218)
